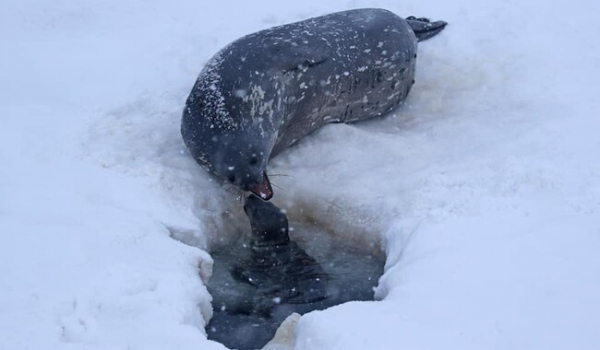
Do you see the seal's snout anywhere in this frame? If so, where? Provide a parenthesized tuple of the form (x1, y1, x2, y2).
(250, 172, 273, 201)
(221, 163, 257, 183)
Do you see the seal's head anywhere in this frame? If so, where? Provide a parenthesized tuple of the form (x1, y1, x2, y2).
(181, 102, 274, 200)
(244, 194, 290, 248)
(211, 133, 274, 201)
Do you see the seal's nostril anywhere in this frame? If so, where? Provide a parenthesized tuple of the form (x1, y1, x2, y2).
(228, 175, 236, 183)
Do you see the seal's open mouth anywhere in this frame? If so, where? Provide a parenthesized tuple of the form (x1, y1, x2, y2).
(250, 172, 273, 201)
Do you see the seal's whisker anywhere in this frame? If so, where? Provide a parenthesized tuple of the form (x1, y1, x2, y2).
(267, 164, 281, 171)
(224, 183, 245, 201)
(232, 188, 244, 202)
(224, 184, 237, 195)
(271, 182, 284, 191)
(267, 173, 292, 178)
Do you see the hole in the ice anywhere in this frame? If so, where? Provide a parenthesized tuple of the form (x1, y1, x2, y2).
(205, 196, 385, 350)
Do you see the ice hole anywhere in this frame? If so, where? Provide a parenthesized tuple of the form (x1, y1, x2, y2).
(205, 218, 385, 350)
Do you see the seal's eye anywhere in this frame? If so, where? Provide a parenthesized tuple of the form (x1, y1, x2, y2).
(250, 156, 258, 165)
(228, 175, 236, 183)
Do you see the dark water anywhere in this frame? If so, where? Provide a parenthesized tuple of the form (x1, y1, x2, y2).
(206, 221, 385, 350)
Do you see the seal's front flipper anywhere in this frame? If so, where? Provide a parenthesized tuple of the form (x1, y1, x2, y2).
(278, 45, 329, 73)
(406, 17, 448, 42)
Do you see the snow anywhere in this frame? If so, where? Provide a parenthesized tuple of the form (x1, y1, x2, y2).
(2, 0, 599, 349)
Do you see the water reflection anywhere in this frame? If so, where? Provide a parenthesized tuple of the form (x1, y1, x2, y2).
(206, 195, 384, 350)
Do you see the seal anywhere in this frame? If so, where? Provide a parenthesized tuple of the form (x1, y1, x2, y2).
(232, 194, 330, 309)
(181, 9, 447, 199)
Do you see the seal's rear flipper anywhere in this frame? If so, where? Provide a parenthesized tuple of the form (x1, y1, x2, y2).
(406, 16, 448, 42)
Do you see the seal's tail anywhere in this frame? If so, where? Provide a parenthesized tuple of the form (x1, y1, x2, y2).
(406, 16, 448, 42)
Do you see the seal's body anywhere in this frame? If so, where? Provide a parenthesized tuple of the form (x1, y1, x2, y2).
(181, 9, 447, 199)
